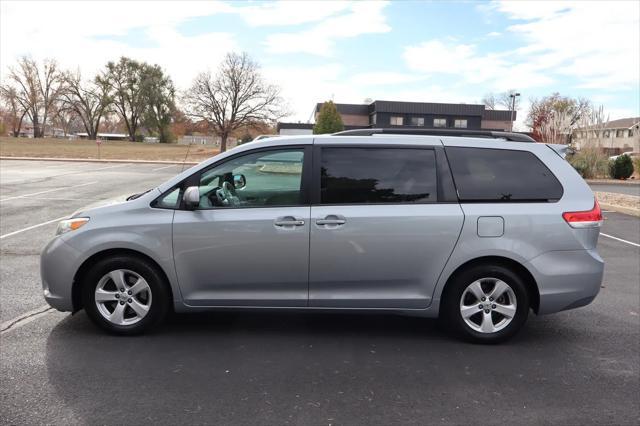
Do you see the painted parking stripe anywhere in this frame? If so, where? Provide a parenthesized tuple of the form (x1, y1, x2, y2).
(601, 233, 640, 248)
(1, 164, 127, 185)
(0, 181, 98, 202)
(152, 164, 176, 171)
(0, 215, 68, 240)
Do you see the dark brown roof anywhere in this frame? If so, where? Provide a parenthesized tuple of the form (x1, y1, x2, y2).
(315, 103, 370, 115)
(482, 109, 516, 121)
(373, 100, 485, 116)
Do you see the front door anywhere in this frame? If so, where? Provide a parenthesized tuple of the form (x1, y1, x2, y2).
(172, 146, 311, 307)
(309, 145, 464, 309)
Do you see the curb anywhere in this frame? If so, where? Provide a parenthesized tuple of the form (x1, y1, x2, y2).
(0, 156, 200, 166)
(587, 179, 640, 186)
(599, 202, 640, 218)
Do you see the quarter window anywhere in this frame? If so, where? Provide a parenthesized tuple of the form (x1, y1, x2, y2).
(196, 149, 305, 209)
(446, 147, 563, 202)
(390, 116, 404, 126)
(454, 119, 468, 128)
(320, 148, 437, 204)
(434, 118, 447, 128)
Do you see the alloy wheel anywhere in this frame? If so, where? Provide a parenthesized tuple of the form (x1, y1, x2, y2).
(459, 277, 517, 333)
(94, 269, 152, 326)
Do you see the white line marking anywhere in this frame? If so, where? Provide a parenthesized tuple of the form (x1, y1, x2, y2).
(0, 305, 54, 333)
(0, 181, 98, 202)
(0, 215, 68, 240)
(152, 164, 176, 171)
(601, 233, 640, 248)
(2, 164, 126, 185)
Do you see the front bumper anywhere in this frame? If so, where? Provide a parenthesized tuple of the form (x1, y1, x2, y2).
(527, 248, 604, 315)
(41, 237, 81, 312)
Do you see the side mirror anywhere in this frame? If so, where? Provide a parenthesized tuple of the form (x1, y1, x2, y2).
(233, 174, 246, 189)
(183, 186, 200, 210)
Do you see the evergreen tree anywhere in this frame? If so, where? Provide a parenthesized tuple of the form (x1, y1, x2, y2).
(313, 101, 344, 134)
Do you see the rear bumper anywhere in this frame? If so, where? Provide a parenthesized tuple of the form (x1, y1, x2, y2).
(526, 249, 604, 315)
(41, 237, 79, 312)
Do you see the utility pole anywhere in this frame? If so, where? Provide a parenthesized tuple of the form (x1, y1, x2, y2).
(509, 92, 521, 131)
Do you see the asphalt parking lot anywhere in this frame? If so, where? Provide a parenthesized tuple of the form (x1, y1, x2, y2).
(1, 159, 639, 425)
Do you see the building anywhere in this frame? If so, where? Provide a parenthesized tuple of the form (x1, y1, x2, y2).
(277, 100, 516, 135)
(572, 117, 640, 154)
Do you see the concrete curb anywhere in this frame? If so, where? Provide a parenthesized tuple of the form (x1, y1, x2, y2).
(0, 156, 200, 166)
(599, 202, 640, 217)
(587, 179, 640, 186)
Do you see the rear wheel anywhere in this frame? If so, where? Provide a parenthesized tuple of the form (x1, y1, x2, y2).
(82, 256, 170, 335)
(443, 264, 530, 343)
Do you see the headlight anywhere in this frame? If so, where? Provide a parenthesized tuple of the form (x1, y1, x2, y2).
(56, 218, 90, 235)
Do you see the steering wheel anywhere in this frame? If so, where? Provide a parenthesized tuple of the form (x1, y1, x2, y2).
(215, 181, 238, 206)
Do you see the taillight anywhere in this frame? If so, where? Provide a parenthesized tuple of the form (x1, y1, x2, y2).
(562, 200, 603, 228)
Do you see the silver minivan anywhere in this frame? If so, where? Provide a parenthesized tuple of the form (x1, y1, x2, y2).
(41, 130, 604, 343)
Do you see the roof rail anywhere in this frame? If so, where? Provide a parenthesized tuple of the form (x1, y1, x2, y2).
(332, 128, 536, 142)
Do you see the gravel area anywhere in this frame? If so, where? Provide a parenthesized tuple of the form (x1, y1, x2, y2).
(595, 191, 640, 215)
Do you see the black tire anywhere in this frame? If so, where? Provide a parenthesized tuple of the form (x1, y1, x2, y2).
(82, 255, 170, 335)
(442, 264, 530, 344)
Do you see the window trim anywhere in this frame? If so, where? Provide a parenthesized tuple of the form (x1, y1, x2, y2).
(454, 119, 468, 129)
(311, 144, 439, 206)
(151, 145, 313, 210)
(390, 116, 404, 126)
(433, 118, 447, 128)
(445, 146, 564, 203)
(410, 116, 425, 126)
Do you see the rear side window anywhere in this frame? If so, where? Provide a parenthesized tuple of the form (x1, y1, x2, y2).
(446, 147, 563, 202)
(320, 148, 437, 204)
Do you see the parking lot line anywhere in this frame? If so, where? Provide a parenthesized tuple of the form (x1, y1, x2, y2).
(152, 164, 176, 171)
(601, 233, 640, 247)
(0, 181, 98, 202)
(0, 215, 68, 240)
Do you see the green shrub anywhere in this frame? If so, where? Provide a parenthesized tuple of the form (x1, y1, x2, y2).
(134, 133, 145, 142)
(608, 154, 634, 179)
(569, 147, 609, 178)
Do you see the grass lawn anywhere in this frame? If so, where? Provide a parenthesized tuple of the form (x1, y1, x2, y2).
(0, 137, 219, 163)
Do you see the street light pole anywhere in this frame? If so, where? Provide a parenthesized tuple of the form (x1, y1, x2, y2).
(509, 92, 521, 132)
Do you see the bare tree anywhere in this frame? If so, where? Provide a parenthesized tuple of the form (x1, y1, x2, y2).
(0, 85, 28, 136)
(183, 52, 286, 152)
(6, 57, 63, 137)
(481, 93, 497, 110)
(60, 69, 112, 139)
(482, 90, 521, 111)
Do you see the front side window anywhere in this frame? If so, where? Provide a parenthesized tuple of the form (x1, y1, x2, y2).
(320, 148, 437, 204)
(434, 118, 447, 128)
(196, 149, 305, 209)
(390, 116, 404, 126)
(446, 147, 563, 202)
(411, 117, 425, 126)
(454, 119, 468, 128)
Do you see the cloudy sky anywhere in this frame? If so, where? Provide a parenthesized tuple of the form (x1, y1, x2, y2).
(1, 0, 638, 129)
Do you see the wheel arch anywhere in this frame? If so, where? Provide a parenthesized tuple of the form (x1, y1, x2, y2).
(72, 248, 175, 312)
(438, 255, 540, 314)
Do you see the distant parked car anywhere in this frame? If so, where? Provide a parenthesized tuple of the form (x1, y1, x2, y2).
(41, 129, 604, 343)
(609, 151, 639, 160)
(253, 134, 280, 141)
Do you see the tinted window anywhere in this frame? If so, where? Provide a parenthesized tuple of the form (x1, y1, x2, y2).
(446, 147, 563, 202)
(320, 148, 437, 204)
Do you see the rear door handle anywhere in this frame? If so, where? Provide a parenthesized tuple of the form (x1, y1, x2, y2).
(316, 215, 346, 226)
(274, 216, 305, 227)
(316, 219, 346, 225)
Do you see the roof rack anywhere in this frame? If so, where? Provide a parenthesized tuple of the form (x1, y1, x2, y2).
(332, 128, 536, 142)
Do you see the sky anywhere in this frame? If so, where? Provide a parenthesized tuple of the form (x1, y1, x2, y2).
(1, 0, 638, 130)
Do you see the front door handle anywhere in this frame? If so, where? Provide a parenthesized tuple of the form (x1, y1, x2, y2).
(274, 216, 305, 227)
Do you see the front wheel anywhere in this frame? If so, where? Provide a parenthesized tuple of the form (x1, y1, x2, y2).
(442, 264, 530, 344)
(82, 256, 170, 335)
